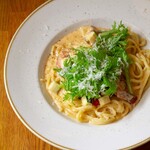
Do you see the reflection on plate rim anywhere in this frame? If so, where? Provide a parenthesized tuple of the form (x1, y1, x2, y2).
(3, 0, 150, 149)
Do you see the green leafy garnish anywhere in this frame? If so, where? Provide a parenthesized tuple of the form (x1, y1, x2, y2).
(56, 21, 132, 100)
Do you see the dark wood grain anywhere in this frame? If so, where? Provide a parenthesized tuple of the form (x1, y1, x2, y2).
(0, 0, 149, 149)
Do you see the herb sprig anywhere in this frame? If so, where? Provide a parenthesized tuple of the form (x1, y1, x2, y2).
(56, 21, 131, 100)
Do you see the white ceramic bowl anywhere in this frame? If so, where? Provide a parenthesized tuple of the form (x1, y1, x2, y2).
(4, 0, 150, 149)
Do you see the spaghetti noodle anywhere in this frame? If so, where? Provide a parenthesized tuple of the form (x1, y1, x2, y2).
(44, 23, 150, 125)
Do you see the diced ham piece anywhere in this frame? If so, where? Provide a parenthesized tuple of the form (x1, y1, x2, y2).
(117, 80, 126, 91)
(56, 49, 70, 68)
(60, 50, 70, 58)
(56, 56, 64, 68)
(116, 74, 137, 104)
(116, 90, 137, 104)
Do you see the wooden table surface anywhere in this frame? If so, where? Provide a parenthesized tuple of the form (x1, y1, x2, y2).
(0, 0, 150, 149)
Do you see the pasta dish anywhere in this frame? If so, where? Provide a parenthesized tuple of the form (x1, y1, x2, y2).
(43, 22, 150, 125)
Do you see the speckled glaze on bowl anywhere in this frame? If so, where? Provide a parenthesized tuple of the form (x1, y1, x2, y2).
(4, 0, 150, 149)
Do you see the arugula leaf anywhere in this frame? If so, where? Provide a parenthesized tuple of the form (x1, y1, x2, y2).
(56, 21, 132, 100)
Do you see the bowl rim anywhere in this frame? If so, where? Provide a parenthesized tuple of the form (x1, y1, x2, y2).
(3, 0, 150, 149)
